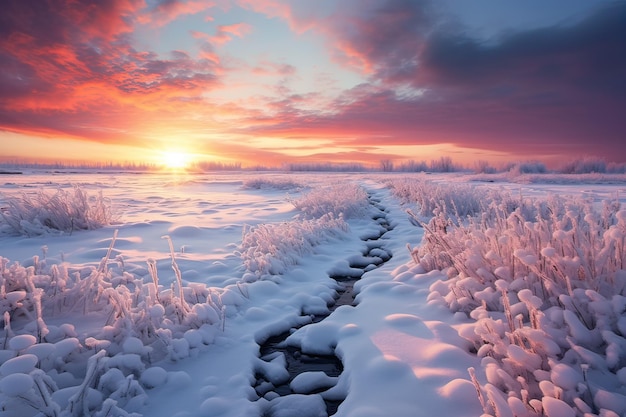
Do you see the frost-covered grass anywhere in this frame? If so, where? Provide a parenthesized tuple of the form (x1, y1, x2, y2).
(410, 186, 626, 416)
(0, 187, 115, 236)
(0, 233, 235, 416)
(241, 177, 304, 191)
(239, 183, 367, 278)
(291, 182, 370, 219)
(240, 214, 348, 278)
(386, 176, 517, 222)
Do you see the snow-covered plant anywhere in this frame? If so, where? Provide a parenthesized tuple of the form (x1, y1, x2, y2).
(418, 195, 624, 302)
(162, 235, 190, 318)
(505, 161, 548, 176)
(240, 213, 348, 278)
(0, 186, 115, 236)
(240, 182, 362, 280)
(387, 176, 515, 222)
(411, 186, 626, 416)
(0, 234, 236, 416)
(291, 183, 369, 219)
(242, 177, 304, 191)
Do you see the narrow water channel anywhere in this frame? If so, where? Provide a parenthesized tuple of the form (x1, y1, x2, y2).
(253, 193, 394, 416)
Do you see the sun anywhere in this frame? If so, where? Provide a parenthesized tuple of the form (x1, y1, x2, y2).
(160, 151, 192, 170)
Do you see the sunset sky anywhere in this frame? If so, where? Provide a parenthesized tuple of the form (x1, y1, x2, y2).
(1, 0, 625, 168)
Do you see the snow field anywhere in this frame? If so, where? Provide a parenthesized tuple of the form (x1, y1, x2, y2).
(0, 177, 377, 416)
(0, 171, 625, 417)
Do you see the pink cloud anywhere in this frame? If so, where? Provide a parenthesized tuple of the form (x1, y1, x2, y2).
(219, 22, 253, 38)
(0, 0, 223, 146)
(192, 22, 252, 46)
(138, 0, 217, 27)
(236, 0, 287, 20)
(190, 22, 252, 64)
(237, 72, 626, 163)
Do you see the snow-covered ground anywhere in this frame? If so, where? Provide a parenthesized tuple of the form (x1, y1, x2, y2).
(0, 171, 625, 417)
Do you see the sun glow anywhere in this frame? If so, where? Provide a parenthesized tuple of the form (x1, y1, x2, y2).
(160, 150, 192, 170)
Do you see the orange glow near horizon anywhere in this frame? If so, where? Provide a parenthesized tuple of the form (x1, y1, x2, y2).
(158, 150, 193, 170)
(0, 131, 584, 170)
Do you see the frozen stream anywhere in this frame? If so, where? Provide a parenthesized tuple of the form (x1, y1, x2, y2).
(253, 192, 394, 416)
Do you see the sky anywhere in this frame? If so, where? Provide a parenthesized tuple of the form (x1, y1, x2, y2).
(1, 0, 625, 169)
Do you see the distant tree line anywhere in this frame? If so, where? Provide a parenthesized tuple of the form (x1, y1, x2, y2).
(284, 162, 368, 172)
(190, 161, 242, 171)
(491, 158, 626, 175)
(1, 156, 625, 174)
(0, 161, 157, 171)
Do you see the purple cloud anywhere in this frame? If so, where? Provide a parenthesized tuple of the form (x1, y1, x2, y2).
(245, 1, 626, 162)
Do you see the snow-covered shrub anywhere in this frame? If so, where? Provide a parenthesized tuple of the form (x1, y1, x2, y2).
(0, 234, 231, 416)
(387, 176, 515, 222)
(418, 194, 624, 302)
(242, 177, 304, 191)
(240, 213, 348, 278)
(0, 186, 115, 236)
(505, 161, 548, 176)
(412, 187, 626, 416)
(291, 183, 369, 219)
(241, 182, 365, 278)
